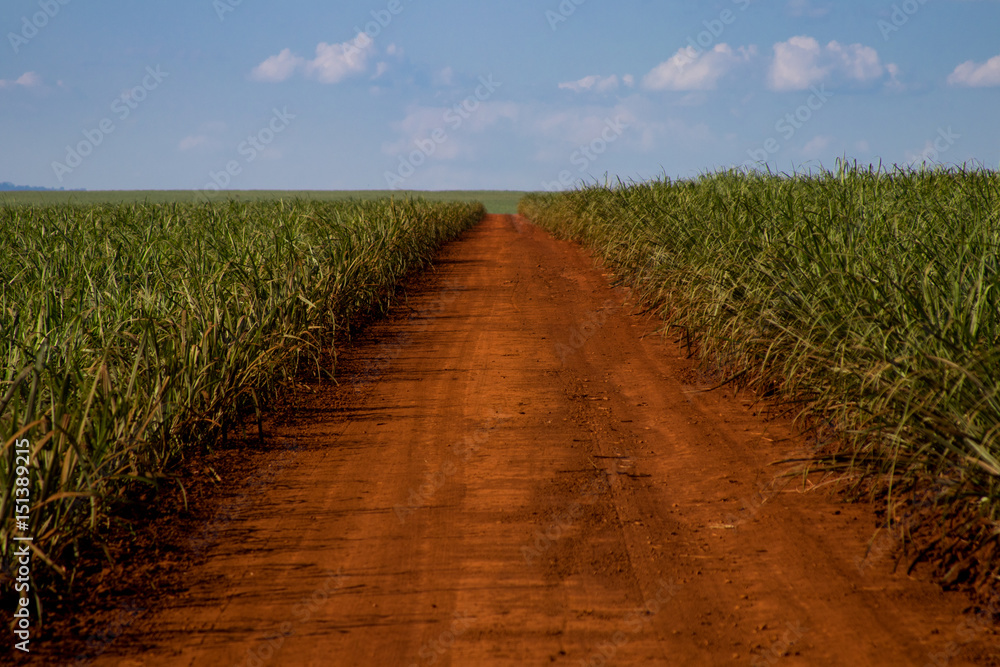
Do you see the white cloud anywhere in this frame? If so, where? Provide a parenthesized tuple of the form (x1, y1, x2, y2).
(305, 35, 376, 83)
(0, 71, 42, 89)
(768, 36, 888, 91)
(559, 74, 636, 94)
(768, 36, 827, 90)
(884, 62, 905, 92)
(15, 71, 41, 87)
(642, 44, 756, 91)
(559, 74, 622, 94)
(433, 66, 455, 87)
(251, 34, 377, 84)
(828, 41, 884, 82)
(947, 54, 1000, 87)
(251, 49, 304, 83)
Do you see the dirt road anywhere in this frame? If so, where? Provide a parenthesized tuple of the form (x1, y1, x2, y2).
(90, 215, 996, 666)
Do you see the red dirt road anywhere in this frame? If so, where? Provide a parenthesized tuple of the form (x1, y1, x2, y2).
(91, 215, 997, 665)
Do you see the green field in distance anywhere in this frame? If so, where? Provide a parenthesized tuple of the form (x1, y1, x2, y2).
(0, 190, 528, 214)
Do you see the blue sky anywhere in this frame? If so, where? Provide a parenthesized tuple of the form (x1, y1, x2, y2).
(1, 0, 998, 192)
